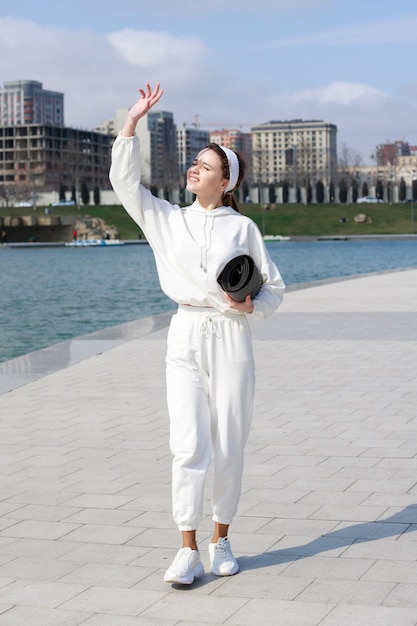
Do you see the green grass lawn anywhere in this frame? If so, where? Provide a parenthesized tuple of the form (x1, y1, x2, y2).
(241, 203, 416, 237)
(1, 201, 415, 239)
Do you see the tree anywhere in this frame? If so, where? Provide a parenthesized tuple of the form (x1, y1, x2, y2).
(352, 177, 358, 203)
(338, 142, 363, 173)
(307, 181, 312, 204)
(376, 179, 384, 200)
(329, 181, 335, 203)
(93, 186, 101, 205)
(399, 178, 406, 202)
(282, 181, 289, 204)
(339, 178, 348, 204)
(59, 183, 66, 202)
(242, 181, 249, 202)
(268, 184, 276, 204)
(80, 181, 90, 205)
(316, 180, 324, 203)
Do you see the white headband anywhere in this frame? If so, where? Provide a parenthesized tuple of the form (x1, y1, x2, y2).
(219, 145, 239, 193)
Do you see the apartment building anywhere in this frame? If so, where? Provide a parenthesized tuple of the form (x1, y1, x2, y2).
(93, 118, 116, 137)
(251, 119, 338, 186)
(0, 80, 64, 127)
(209, 129, 253, 184)
(375, 140, 413, 166)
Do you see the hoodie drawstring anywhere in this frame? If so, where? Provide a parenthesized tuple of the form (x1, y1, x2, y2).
(200, 213, 214, 272)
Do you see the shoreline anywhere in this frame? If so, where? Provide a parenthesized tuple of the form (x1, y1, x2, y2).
(1, 266, 416, 396)
(1, 233, 417, 248)
(0, 239, 148, 249)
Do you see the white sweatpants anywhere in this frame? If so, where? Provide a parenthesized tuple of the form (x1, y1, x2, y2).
(165, 305, 255, 531)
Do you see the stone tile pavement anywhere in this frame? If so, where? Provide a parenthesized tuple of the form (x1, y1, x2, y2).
(0, 268, 416, 625)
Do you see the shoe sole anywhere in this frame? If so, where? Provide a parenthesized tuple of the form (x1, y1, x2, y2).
(164, 562, 204, 584)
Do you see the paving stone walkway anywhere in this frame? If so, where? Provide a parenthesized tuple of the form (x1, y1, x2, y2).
(0, 268, 416, 625)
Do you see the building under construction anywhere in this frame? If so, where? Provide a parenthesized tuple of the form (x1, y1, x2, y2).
(0, 80, 112, 205)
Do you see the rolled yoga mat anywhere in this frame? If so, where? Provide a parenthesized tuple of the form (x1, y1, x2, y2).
(217, 255, 262, 302)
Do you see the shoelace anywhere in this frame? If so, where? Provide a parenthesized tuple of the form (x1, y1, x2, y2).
(215, 545, 227, 557)
(175, 548, 189, 561)
(214, 539, 228, 557)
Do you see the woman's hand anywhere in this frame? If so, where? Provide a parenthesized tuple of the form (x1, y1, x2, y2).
(226, 293, 254, 314)
(121, 82, 164, 136)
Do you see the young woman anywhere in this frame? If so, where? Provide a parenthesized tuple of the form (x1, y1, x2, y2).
(110, 83, 285, 585)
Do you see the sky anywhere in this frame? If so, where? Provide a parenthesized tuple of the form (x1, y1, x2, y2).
(1, 0, 416, 164)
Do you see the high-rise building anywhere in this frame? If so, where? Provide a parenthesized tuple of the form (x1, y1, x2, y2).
(0, 80, 64, 126)
(177, 126, 210, 184)
(251, 119, 337, 186)
(148, 111, 178, 192)
(114, 109, 179, 194)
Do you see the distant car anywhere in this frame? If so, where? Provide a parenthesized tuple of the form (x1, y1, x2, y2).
(52, 200, 76, 207)
(357, 196, 383, 204)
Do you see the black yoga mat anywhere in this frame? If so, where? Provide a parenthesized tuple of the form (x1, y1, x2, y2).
(217, 255, 262, 302)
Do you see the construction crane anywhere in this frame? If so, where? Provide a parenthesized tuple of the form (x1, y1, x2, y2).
(189, 114, 249, 130)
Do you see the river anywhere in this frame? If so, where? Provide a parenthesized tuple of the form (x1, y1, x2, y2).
(1, 239, 416, 363)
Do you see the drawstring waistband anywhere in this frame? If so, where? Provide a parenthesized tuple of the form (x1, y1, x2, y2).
(177, 304, 241, 338)
(200, 316, 217, 337)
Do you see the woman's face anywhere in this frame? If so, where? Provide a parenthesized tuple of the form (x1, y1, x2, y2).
(186, 148, 228, 198)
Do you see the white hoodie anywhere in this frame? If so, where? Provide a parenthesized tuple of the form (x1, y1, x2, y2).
(109, 133, 285, 320)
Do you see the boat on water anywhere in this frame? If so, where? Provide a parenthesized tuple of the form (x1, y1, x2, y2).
(65, 239, 125, 247)
(263, 235, 291, 241)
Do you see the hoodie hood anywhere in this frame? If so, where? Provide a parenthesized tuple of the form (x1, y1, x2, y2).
(187, 200, 238, 218)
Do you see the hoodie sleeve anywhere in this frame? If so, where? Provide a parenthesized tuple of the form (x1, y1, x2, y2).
(246, 220, 286, 320)
(109, 132, 175, 239)
(109, 133, 149, 230)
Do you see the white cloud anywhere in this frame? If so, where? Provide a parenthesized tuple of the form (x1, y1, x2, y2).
(0, 18, 217, 127)
(107, 29, 207, 84)
(263, 80, 416, 159)
(267, 16, 417, 47)
(271, 81, 387, 107)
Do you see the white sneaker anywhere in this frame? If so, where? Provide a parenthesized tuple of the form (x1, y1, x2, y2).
(163, 547, 204, 584)
(209, 537, 239, 576)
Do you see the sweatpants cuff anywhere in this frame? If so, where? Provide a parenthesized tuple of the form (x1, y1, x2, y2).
(177, 524, 199, 532)
(212, 515, 233, 525)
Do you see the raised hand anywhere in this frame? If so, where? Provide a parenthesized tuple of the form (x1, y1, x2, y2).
(131, 83, 164, 120)
(121, 82, 164, 136)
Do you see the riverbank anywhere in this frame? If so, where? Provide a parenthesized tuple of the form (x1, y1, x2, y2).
(2, 201, 416, 240)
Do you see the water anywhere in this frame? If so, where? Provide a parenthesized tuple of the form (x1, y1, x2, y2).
(1, 239, 416, 363)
